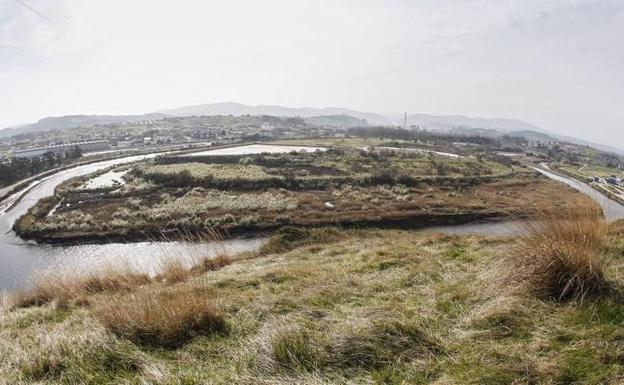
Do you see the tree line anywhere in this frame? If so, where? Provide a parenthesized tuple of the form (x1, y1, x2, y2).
(0, 147, 82, 188)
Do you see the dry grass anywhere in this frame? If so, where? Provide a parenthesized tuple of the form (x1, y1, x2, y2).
(92, 289, 227, 349)
(11, 269, 151, 309)
(10, 231, 232, 309)
(328, 318, 443, 370)
(12, 253, 231, 309)
(189, 254, 231, 275)
(503, 197, 611, 302)
(155, 259, 190, 285)
(154, 254, 232, 285)
(260, 226, 343, 254)
(4, 228, 624, 383)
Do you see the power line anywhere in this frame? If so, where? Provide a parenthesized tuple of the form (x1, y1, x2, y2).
(14, 0, 54, 23)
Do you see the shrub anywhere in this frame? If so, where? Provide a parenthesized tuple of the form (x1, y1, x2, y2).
(93, 290, 227, 349)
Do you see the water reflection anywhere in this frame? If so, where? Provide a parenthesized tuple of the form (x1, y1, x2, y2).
(0, 238, 263, 292)
(184, 143, 326, 156)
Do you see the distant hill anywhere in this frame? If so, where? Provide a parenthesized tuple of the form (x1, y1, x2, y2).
(507, 130, 555, 141)
(447, 126, 556, 141)
(386, 113, 549, 134)
(0, 113, 167, 137)
(553, 134, 624, 156)
(158, 102, 390, 125)
(303, 115, 368, 128)
(447, 127, 502, 138)
(3, 102, 621, 155)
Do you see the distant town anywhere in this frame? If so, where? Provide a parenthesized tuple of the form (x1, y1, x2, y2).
(1, 113, 623, 196)
(3, 114, 622, 164)
(0, 115, 339, 159)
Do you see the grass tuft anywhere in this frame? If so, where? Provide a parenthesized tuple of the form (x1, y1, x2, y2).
(156, 259, 190, 285)
(260, 226, 343, 254)
(92, 290, 227, 349)
(13, 254, 231, 309)
(270, 327, 323, 372)
(330, 318, 442, 370)
(190, 254, 232, 275)
(12, 269, 151, 309)
(504, 197, 611, 302)
(467, 296, 535, 339)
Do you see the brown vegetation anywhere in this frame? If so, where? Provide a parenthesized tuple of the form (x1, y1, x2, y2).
(11, 254, 231, 309)
(17, 146, 564, 244)
(92, 289, 227, 349)
(503, 197, 611, 301)
(11, 268, 151, 309)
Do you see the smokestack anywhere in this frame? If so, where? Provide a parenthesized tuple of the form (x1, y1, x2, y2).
(404, 112, 407, 128)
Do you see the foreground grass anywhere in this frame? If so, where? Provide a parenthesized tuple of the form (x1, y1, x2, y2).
(2, 226, 624, 384)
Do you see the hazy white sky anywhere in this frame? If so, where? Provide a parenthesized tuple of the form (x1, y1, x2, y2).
(1, 0, 623, 147)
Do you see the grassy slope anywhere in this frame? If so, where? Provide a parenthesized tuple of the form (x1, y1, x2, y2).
(556, 162, 623, 180)
(3, 228, 624, 384)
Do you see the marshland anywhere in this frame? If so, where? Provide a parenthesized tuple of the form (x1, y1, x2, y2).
(4, 0, 624, 382)
(14, 143, 576, 244)
(3, 196, 624, 384)
(1, 136, 624, 384)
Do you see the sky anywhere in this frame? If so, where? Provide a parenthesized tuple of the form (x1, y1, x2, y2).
(1, 0, 623, 148)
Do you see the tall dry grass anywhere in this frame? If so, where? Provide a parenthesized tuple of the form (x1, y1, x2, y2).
(9, 228, 235, 350)
(11, 268, 151, 309)
(92, 289, 226, 349)
(503, 196, 611, 302)
(11, 229, 232, 309)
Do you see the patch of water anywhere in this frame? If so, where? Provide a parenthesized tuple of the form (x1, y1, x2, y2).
(82, 169, 128, 189)
(184, 144, 326, 156)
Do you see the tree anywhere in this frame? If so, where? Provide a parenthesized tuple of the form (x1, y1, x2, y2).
(67, 145, 83, 160)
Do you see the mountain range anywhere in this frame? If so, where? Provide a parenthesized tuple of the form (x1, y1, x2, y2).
(158, 102, 391, 126)
(2, 102, 622, 154)
(0, 114, 167, 138)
